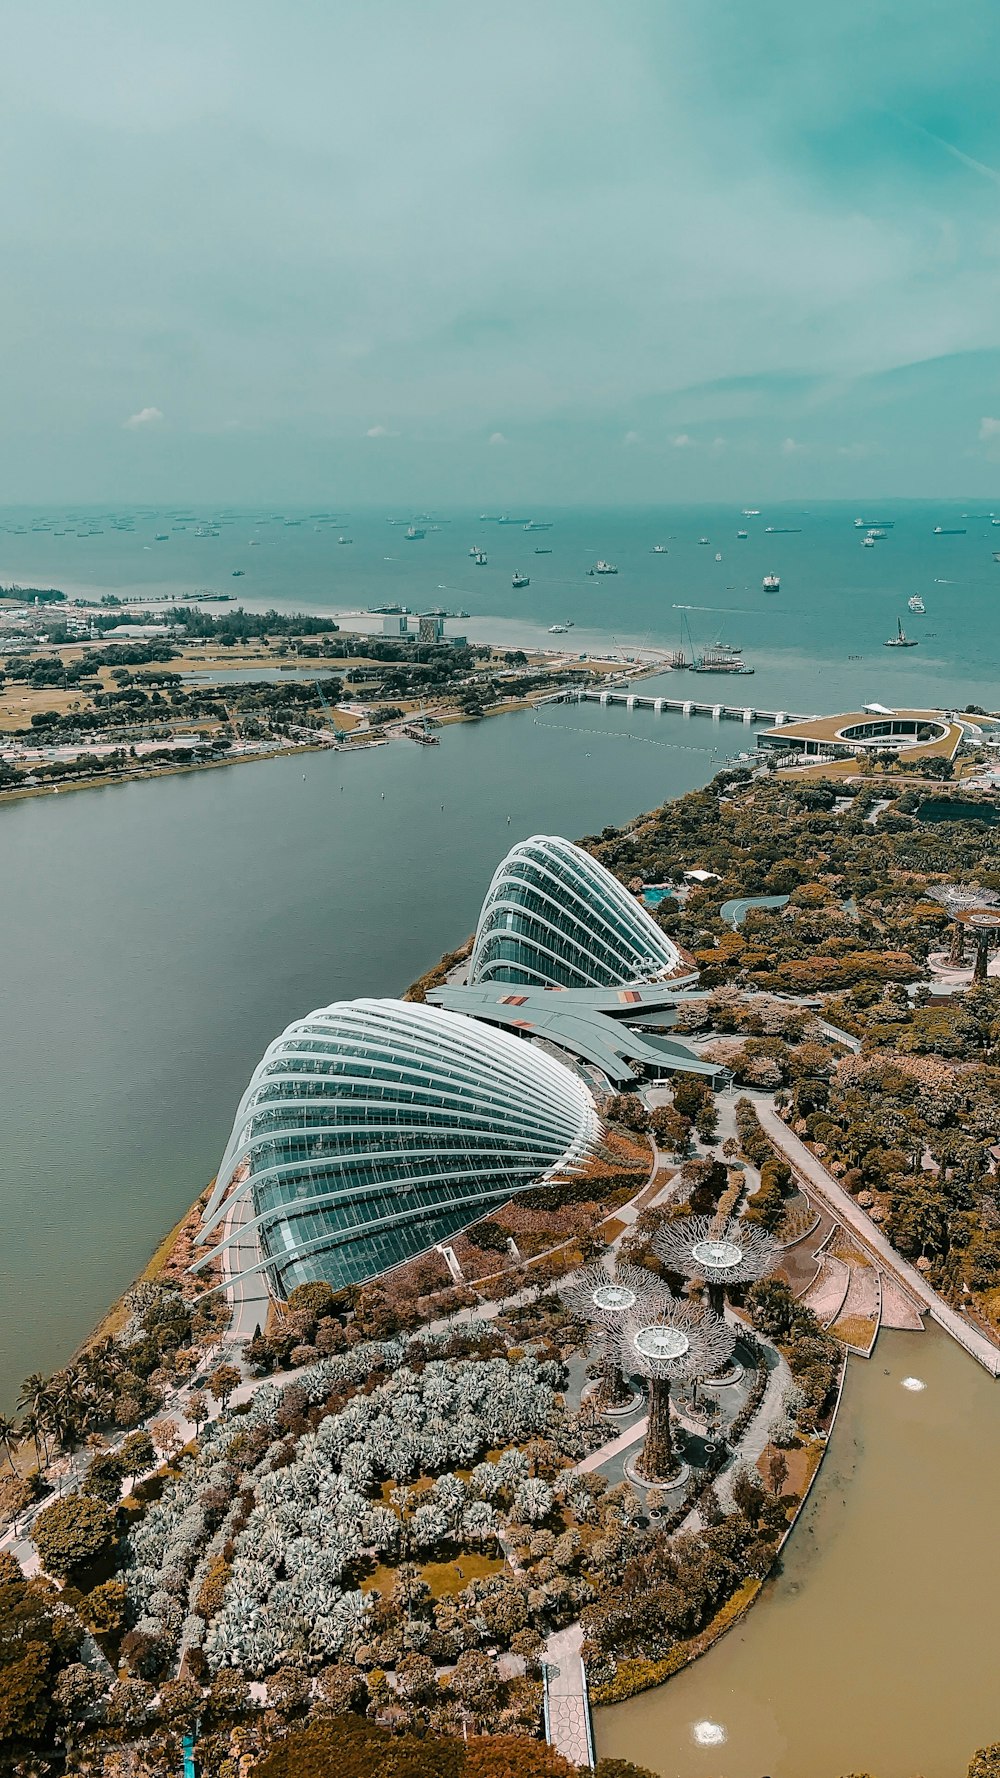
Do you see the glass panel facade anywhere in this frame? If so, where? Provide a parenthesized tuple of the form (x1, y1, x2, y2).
(470, 835, 683, 988)
(198, 998, 600, 1297)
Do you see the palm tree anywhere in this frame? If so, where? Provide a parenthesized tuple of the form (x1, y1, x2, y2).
(0, 1414, 19, 1471)
(45, 1368, 90, 1453)
(20, 1410, 45, 1469)
(17, 1375, 52, 1461)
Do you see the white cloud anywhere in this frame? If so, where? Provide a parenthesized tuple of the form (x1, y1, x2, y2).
(488, 431, 507, 445)
(622, 429, 642, 446)
(366, 423, 399, 438)
(672, 433, 692, 448)
(123, 406, 163, 430)
(979, 417, 1000, 442)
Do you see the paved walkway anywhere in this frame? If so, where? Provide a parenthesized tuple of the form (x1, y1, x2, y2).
(543, 1623, 594, 1767)
(754, 1099, 1000, 1377)
(221, 1195, 270, 1342)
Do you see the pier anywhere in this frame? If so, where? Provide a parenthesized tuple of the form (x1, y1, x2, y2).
(546, 688, 816, 725)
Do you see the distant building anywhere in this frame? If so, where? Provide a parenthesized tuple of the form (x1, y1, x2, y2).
(382, 614, 409, 637)
(418, 613, 445, 645)
(756, 707, 973, 763)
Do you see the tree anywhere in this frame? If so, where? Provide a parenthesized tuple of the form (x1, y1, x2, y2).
(119, 1429, 154, 1490)
(208, 1364, 241, 1412)
(33, 1494, 116, 1580)
(78, 1578, 127, 1635)
(0, 1414, 18, 1471)
(969, 1747, 1000, 1778)
(150, 1416, 182, 1461)
(767, 1449, 789, 1495)
(185, 1389, 209, 1434)
(83, 1450, 124, 1504)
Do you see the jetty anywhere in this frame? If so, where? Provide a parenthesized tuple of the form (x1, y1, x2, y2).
(545, 687, 816, 725)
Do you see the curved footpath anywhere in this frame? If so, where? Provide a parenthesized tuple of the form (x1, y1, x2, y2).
(752, 1096, 1000, 1377)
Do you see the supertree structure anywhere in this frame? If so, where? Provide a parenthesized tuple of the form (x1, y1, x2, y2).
(654, 1215, 777, 1317)
(560, 1261, 660, 1413)
(618, 1294, 735, 1483)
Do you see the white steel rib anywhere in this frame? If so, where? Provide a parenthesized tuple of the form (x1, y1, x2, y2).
(196, 998, 600, 1296)
(469, 834, 682, 988)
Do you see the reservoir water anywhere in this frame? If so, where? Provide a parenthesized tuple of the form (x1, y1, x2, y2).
(597, 1327, 1000, 1778)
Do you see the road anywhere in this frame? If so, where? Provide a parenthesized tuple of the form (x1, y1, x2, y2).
(753, 1097, 1000, 1378)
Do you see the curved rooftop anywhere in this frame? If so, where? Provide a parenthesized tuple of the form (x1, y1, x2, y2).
(469, 834, 685, 989)
(195, 997, 600, 1297)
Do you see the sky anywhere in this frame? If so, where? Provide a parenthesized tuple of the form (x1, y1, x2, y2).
(3, 0, 1000, 504)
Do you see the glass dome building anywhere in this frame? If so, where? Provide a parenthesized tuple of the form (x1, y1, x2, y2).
(195, 998, 601, 1298)
(469, 834, 684, 989)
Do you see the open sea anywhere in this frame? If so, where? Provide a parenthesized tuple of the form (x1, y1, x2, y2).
(4, 498, 1000, 713)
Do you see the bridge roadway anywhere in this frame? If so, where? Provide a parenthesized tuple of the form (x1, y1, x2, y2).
(548, 687, 816, 724)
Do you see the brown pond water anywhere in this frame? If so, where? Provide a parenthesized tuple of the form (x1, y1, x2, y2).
(596, 1327, 1000, 1778)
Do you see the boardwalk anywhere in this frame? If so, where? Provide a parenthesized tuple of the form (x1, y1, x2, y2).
(754, 1099, 1000, 1377)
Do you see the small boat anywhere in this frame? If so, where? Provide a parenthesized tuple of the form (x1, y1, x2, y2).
(866, 529, 886, 540)
(742, 509, 760, 516)
(338, 535, 353, 545)
(855, 517, 894, 528)
(524, 521, 552, 531)
(884, 618, 918, 648)
(405, 526, 425, 540)
(862, 536, 876, 547)
(594, 560, 618, 574)
(698, 537, 710, 546)
(907, 595, 925, 613)
(933, 526, 966, 535)
(249, 540, 261, 546)
(762, 573, 780, 591)
(534, 547, 552, 554)
(714, 552, 723, 562)
(474, 550, 488, 564)
(737, 530, 748, 539)
(765, 526, 801, 534)
(548, 624, 569, 633)
(652, 544, 668, 553)
(512, 572, 530, 588)
(231, 569, 245, 577)
(154, 533, 169, 541)
(993, 551, 1000, 563)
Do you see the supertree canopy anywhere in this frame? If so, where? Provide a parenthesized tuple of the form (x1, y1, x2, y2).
(560, 1261, 660, 1411)
(618, 1294, 735, 1482)
(654, 1215, 777, 1314)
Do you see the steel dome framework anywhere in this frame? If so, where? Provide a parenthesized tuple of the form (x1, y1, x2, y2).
(469, 834, 684, 990)
(195, 998, 601, 1298)
(618, 1295, 735, 1481)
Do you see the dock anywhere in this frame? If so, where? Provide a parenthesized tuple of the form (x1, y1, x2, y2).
(547, 688, 816, 725)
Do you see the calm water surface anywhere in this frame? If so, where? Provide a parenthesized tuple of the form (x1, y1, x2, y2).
(598, 1328, 1000, 1778)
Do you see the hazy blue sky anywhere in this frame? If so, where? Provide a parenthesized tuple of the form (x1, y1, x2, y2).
(4, 0, 1000, 503)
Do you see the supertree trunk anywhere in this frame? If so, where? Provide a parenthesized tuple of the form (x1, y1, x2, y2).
(637, 1377, 676, 1480)
(974, 932, 990, 983)
(706, 1280, 726, 1318)
(596, 1354, 632, 1411)
(949, 921, 966, 966)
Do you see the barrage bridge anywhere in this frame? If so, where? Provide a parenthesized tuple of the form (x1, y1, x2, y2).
(545, 686, 817, 726)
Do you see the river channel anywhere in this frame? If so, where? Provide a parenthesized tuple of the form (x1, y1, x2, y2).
(597, 1325, 1000, 1778)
